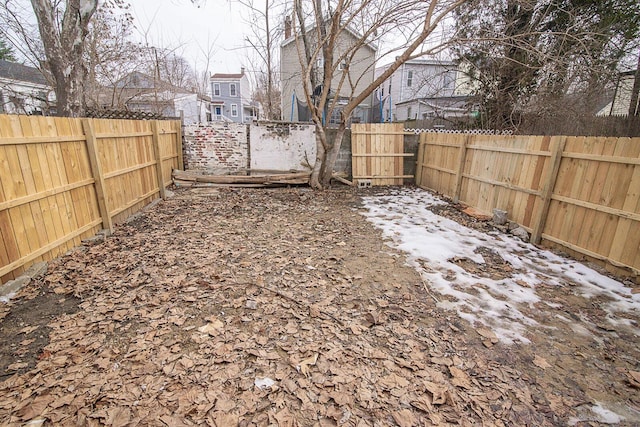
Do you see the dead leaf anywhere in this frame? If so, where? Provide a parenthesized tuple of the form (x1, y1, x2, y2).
(476, 327, 499, 345)
(449, 366, 472, 389)
(198, 320, 224, 335)
(533, 355, 552, 369)
(273, 408, 298, 427)
(424, 381, 449, 405)
(7, 362, 29, 370)
(298, 353, 318, 377)
(19, 325, 39, 335)
(627, 371, 640, 388)
(411, 395, 433, 412)
(210, 411, 239, 427)
(106, 407, 131, 427)
(391, 409, 416, 427)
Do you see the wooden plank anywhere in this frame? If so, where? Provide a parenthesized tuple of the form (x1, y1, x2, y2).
(421, 164, 457, 175)
(530, 136, 567, 244)
(561, 152, 640, 165)
(0, 135, 86, 145)
(109, 188, 159, 217)
(353, 175, 414, 179)
(175, 120, 184, 171)
(103, 160, 156, 179)
(453, 135, 470, 203)
(82, 119, 113, 232)
(415, 136, 426, 186)
(466, 145, 551, 157)
(0, 178, 94, 212)
(95, 131, 154, 139)
(460, 173, 542, 196)
(550, 194, 640, 222)
(541, 232, 639, 276)
(151, 120, 167, 199)
(0, 219, 101, 278)
(352, 153, 414, 158)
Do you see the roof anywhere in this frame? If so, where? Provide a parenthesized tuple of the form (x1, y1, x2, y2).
(281, 23, 377, 52)
(0, 59, 48, 86)
(395, 95, 471, 106)
(211, 72, 244, 79)
(375, 59, 457, 74)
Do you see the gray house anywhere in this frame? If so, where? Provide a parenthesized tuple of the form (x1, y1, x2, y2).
(210, 69, 257, 123)
(280, 24, 376, 124)
(373, 59, 473, 122)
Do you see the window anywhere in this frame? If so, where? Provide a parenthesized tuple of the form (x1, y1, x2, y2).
(407, 107, 412, 120)
(213, 83, 220, 96)
(230, 83, 237, 96)
(407, 70, 413, 87)
(231, 104, 238, 117)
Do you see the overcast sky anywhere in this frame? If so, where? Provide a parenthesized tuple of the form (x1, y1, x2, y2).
(128, 0, 251, 75)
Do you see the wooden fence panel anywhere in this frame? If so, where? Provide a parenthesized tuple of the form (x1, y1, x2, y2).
(0, 115, 101, 282)
(0, 115, 182, 283)
(416, 132, 640, 276)
(352, 123, 412, 185)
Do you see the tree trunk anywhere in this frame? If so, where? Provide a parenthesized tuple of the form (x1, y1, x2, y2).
(628, 50, 640, 117)
(319, 124, 347, 187)
(31, 0, 98, 117)
(310, 126, 327, 189)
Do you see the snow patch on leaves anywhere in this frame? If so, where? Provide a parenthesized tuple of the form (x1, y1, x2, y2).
(361, 188, 640, 344)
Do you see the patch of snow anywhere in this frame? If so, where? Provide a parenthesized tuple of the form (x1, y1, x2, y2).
(0, 292, 16, 304)
(361, 188, 640, 344)
(568, 403, 626, 425)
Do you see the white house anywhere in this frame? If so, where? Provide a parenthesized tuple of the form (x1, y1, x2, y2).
(0, 59, 54, 115)
(597, 70, 639, 116)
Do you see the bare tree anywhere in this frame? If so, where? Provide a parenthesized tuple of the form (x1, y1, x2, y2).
(238, 0, 284, 120)
(289, 0, 467, 189)
(84, 3, 144, 108)
(30, 0, 98, 116)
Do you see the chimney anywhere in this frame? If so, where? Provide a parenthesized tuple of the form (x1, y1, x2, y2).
(241, 67, 245, 75)
(284, 16, 292, 39)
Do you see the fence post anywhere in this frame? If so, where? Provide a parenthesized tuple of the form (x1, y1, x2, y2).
(530, 136, 566, 244)
(82, 118, 113, 233)
(175, 119, 184, 171)
(151, 120, 167, 200)
(415, 134, 425, 187)
(453, 135, 470, 203)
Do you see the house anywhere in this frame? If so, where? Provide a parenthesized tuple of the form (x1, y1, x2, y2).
(372, 59, 473, 122)
(94, 71, 211, 124)
(280, 23, 376, 124)
(210, 68, 258, 123)
(0, 59, 54, 115)
(597, 70, 639, 116)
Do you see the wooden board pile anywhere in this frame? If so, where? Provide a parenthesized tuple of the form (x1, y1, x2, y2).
(173, 170, 311, 188)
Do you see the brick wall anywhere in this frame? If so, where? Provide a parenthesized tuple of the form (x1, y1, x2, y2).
(183, 122, 248, 172)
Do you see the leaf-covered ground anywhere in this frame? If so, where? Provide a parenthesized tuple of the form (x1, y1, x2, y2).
(0, 187, 638, 426)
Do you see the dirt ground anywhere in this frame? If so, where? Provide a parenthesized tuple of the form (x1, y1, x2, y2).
(0, 186, 638, 426)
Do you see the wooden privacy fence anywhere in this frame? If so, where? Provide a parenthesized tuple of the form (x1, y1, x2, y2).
(351, 123, 414, 185)
(0, 115, 183, 283)
(416, 133, 640, 276)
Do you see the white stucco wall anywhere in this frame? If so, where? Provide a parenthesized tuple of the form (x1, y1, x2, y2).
(250, 122, 316, 171)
